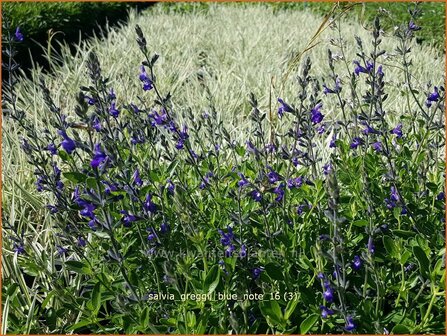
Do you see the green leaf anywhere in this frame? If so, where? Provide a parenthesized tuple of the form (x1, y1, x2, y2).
(352, 219, 368, 227)
(65, 260, 92, 275)
(63, 172, 87, 183)
(300, 314, 318, 334)
(383, 236, 397, 258)
(67, 319, 94, 331)
(412, 246, 430, 278)
(260, 300, 283, 326)
(392, 230, 416, 238)
(391, 324, 411, 334)
(91, 282, 102, 314)
(284, 296, 299, 320)
(203, 265, 220, 295)
(265, 263, 284, 281)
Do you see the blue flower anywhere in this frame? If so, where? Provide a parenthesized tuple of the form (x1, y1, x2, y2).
(46, 143, 57, 155)
(166, 179, 175, 195)
(120, 210, 137, 227)
(310, 103, 324, 124)
(352, 255, 362, 271)
(361, 122, 379, 135)
(237, 173, 249, 188)
(426, 87, 440, 107)
(372, 141, 382, 152)
(252, 267, 263, 280)
(350, 137, 362, 149)
(160, 222, 170, 234)
(109, 102, 120, 118)
(287, 176, 303, 189)
(322, 77, 341, 95)
(377, 65, 384, 77)
(139, 65, 153, 91)
(92, 116, 102, 132)
(353, 60, 373, 76)
(14, 242, 25, 255)
(323, 283, 334, 302)
(391, 123, 403, 138)
(109, 88, 116, 100)
(91, 144, 107, 168)
(437, 192, 445, 201)
(277, 98, 293, 118)
(329, 134, 337, 148)
(267, 167, 281, 184)
(133, 169, 143, 187)
(273, 184, 284, 202)
(344, 316, 356, 331)
(323, 163, 332, 176)
(58, 130, 76, 154)
(218, 226, 234, 246)
(56, 245, 68, 256)
(319, 305, 334, 319)
(239, 245, 247, 258)
(251, 190, 262, 202)
(85, 95, 96, 105)
(143, 194, 157, 214)
(408, 20, 421, 31)
(80, 202, 96, 219)
(14, 27, 24, 42)
(77, 237, 87, 247)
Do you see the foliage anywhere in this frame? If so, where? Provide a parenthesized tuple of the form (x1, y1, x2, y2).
(2, 3, 445, 334)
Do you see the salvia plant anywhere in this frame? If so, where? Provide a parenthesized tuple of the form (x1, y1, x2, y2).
(2, 4, 445, 334)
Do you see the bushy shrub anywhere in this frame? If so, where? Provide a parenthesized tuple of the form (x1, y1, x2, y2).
(2, 4, 445, 334)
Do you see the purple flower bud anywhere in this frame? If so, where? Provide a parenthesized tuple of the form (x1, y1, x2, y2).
(46, 143, 57, 155)
(237, 173, 249, 188)
(77, 237, 86, 247)
(368, 236, 375, 254)
(323, 286, 334, 302)
(120, 210, 137, 227)
(14, 27, 24, 42)
(372, 141, 382, 152)
(14, 242, 25, 255)
(143, 194, 157, 214)
(239, 244, 247, 258)
(252, 267, 263, 280)
(109, 88, 116, 100)
(408, 20, 421, 31)
(344, 316, 356, 331)
(273, 184, 285, 202)
(160, 222, 170, 234)
(352, 255, 362, 271)
(133, 169, 143, 187)
(323, 163, 332, 176)
(437, 192, 445, 201)
(329, 134, 337, 148)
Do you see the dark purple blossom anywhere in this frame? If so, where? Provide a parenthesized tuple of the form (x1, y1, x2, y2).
(46, 143, 57, 155)
(237, 173, 249, 188)
(14, 27, 24, 42)
(352, 255, 362, 270)
(91, 144, 107, 169)
(14, 242, 25, 255)
(77, 237, 87, 247)
(267, 167, 281, 184)
(350, 137, 363, 149)
(92, 116, 102, 132)
(353, 60, 373, 76)
(80, 202, 96, 219)
(56, 245, 68, 256)
(408, 20, 421, 31)
(320, 305, 334, 319)
(287, 176, 303, 189)
(344, 316, 356, 331)
(143, 194, 157, 214)
(166, 179, 175, 195)
(218, 226, 234, 246)
(372, 141, 382, 152)
(251, 190, 262, 202)
(361, 122, 379, 135)
(239, 245, 247, 258)
(277, 98, 293, 118)
(120, 210, 137, 227)
(437, 192, 445, 201)
(133, 169, 143, 187)
(322, 77, 341, 95)
(329, 134, 337, 148)
(426, 86, 440, 107)
(109, 102, 120, 118)
(273, 184, 284, 202)
(323, 282, 334, 302)
(310, 103, 324, 124)
(323, 163, 332, 176)
(109, 88, 116, 100)
(391, 123, 403, 138)
(85, 96, 96, 105)
(160, 222, 170, 234)
(252, 267, 263, 280)
(139, 65, 153, 91)
(58, 130, 76, 154)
